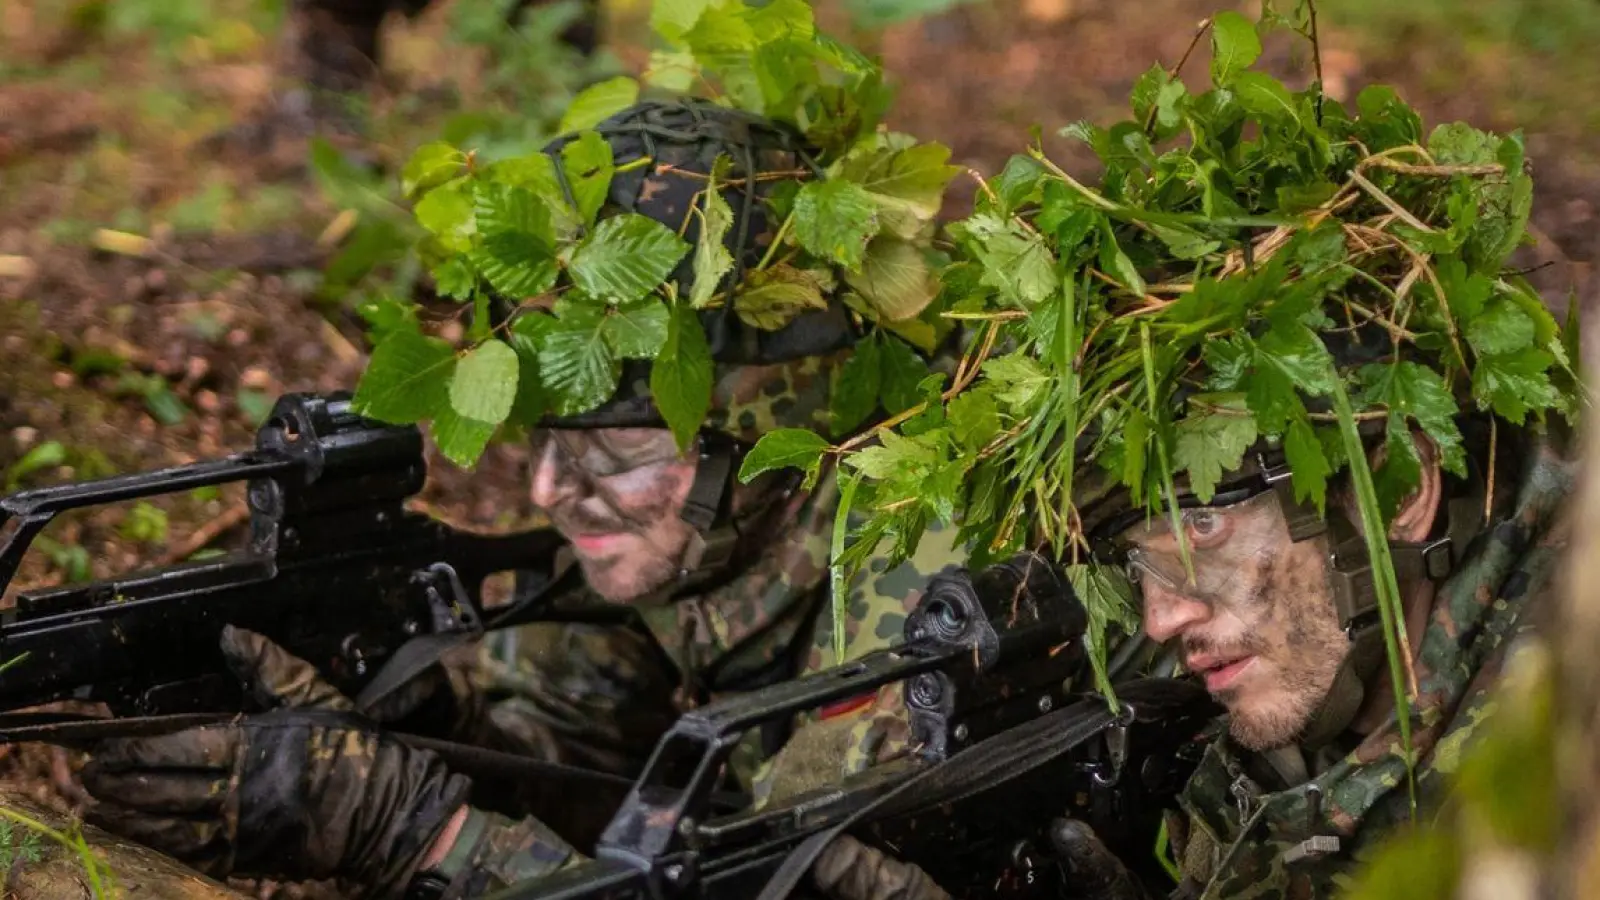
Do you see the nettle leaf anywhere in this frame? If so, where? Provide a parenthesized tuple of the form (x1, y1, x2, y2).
(1209, 11, 1262, 86)
(560, 131, 616, 229)
(1359, 361, 1467, 476)
(846, 238, 938, 322)
(1473, 350, 1560, 424)
(1148, 223, 1221, 260)
(602, 297, 671, 359)
(845, 430, 940, 481)
(1173, 396, 1259, 503)
(430, 257, 476, 300)
(559, 76, 640, 134)
(652, 302, 715, 450)
(690, 165, 735, 309)
(838, 140, 962, 239)
(414, 179, 475, 252)
(992, 155, 1047, 216)
(830, 331, 883, 436)
(879, 336, 930, 414)
(948, 389, 1001, 452)
(569, 213, 689, 302)
(740, 428, 831, 484)
(1098, 221, 1145, 296)
(1373, 415, 1425, 520)
(353, 331, 454, 424)
(1256, 323, 1337, 395)
(982, 354, 1048, 413)
(1466, 294, 1536, 357)
(538, 309, 621, 416)
(449, 339, 520, 425)
(966, 213, 1057, 307)
(402, 142, 466, 200)
(1038, 184, 1099, 251)
(432, 405, 498, 469)
(737, 265, 828, 331)
(793, 179, 879, 269)
(1284, 415, 1332, 516)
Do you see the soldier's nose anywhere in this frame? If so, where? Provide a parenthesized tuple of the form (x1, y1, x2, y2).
(1140, 581, 1212, 643)
(528, 442, 581, 510)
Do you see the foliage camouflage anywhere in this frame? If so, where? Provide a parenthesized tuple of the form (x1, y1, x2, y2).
(349, 0, 962, 468)
(741, 1, 1586, 717)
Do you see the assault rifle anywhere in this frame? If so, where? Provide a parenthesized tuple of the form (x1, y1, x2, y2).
(488, 555, 1219, 900)
(0, 392, 568, 734)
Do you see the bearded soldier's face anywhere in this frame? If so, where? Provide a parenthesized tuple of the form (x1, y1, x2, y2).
(1118, 492, 1349, 751)
(528, 427, 698, 602)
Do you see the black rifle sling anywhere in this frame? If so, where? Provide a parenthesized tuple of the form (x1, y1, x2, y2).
(753, 694, 1123, 900)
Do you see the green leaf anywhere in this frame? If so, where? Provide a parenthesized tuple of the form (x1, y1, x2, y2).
(1148, 223, 1221, 260)
(538, 312, 620, 416)
(793, 180, 879, 269)
(652, 0, 711, 41)
(353, 331, 454, 424)
(449, 339, 520, 425)
(982, 354, 1048, 412)
(652, 303, 715, 450)
(831, 332, 883, 435)
(402, 142, 466, 200)
(1466, 295, 1536, 357)
(992, 154, 1047, 216)
(966, 214, 1057, 307)
(739, 428, 831, 483)
(414, 179, 475, 252)
(948, 390, 1000, 451)
(1473, 350, 1560, 424)
(736, 265, 829, 330)
(432, 405, 498, 469)
(560, 131, 616, 228)
(1284, 415, 1331, 516)
(1097, 221, 1145, 296)
(5, 440, 66, 490)
(838, 140, 961, 239)
(1209, 11, 1262, 86)
(1231, 72, 1298, 123)
(1172, 399, 1259, 503)
(469, 182, 559, 298)
(569, 213, 689, 302)
(879, 336, 929, 414)
(1359, 361, 1466, 476)
(1256, 323, 1337, 395)
(845, 430, 939, 480)
(690, 167, 735, 309)
(1065, 564, 1140, 707)
(430, 257, 475, 300)
(559, 76, 640, 134)
(846, 238, 937, 321)
(602, 297, 671, 359)
(506, 314, 552, 427)
(1373, 417, 1424, 521)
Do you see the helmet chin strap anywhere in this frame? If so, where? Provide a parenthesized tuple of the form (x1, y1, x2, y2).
(669, 434, 794, 591)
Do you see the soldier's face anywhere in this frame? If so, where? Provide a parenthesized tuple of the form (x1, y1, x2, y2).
(528, 428, 698, 602)
(1121, 491, 1349, 751)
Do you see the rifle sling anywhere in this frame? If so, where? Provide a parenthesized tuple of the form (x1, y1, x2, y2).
(0, 710, 744, 810)
(751, 694, 1122, 900)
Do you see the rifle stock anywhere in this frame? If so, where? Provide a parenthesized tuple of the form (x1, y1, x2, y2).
(0, 392, 565, 726)
(486, 556, 1220, 900)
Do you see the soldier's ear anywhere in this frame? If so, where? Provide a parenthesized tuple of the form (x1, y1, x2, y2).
(1385, 430, 1443, 543)
(1335, 429, 1442, 543)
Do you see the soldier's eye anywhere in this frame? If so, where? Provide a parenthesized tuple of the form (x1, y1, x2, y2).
(1184, 510, 1228, 545)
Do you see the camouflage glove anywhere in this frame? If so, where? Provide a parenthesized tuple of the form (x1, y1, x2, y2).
(1048, 819, 1154, 900)
(810, 835, 951, 900)
(80, 626, 472, 899)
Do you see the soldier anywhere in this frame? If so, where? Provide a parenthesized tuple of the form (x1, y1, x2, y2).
(73, 102, 963, 900)
(777, 323, 1581, 899)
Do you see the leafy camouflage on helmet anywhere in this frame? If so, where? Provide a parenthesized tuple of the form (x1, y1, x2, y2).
(1165, 433, 1573, 899)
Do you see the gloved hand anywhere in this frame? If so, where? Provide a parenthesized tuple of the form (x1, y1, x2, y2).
(810, 835, 951, 900)
(1049, 818, 1153, 900)
(81, 626, 471, 898)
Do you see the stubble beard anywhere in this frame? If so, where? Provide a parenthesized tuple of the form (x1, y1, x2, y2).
(550, 468, 695, 604)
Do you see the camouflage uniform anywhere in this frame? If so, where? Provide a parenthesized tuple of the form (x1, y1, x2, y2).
(1160, 433, 1574, 900)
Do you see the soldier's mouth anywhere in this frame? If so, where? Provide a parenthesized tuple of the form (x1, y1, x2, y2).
(571, 533, 626, 555)
(1188, 654, 1256, 693)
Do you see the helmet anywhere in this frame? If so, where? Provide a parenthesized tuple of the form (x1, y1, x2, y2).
(529, 99, 867, 446)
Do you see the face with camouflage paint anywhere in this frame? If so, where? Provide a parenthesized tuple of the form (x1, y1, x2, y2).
(529, 427, 698, 603)
(1126, 436, 1443, 751)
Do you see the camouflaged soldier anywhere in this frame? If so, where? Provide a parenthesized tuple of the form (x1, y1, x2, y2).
(809, 323, 1579, 899)
(75, 101, 964, 900)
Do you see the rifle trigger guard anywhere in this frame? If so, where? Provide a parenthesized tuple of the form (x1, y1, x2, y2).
(414, 563, 484, 637)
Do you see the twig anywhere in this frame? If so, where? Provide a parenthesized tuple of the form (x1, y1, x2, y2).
(1142, 17, 1214, 135)
(1305, 0, 1324, 123)
(1362, 159, 1504, 178)
(158, 504, 250, 566)
(1485, 417, 1497, 521)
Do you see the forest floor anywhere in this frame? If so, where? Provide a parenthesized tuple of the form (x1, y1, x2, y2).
(0, 0, 1597, 894)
